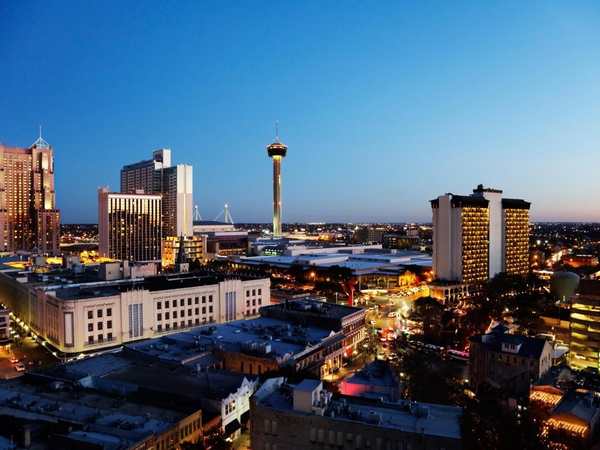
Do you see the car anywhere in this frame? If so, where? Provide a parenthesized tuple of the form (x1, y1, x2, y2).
(9, 357, 19, 364)
(14, 363, 26, 372)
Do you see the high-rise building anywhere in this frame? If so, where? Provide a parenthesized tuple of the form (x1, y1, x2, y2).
(0, 134, 60, 254)
(267, 133, 287, 237)
(98, 188, 162, 261)
(569, 280, 600, 371)
(120, 149, 193, 238)
(431, 185, 530, 283)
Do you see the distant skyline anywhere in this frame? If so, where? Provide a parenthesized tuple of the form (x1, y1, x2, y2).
(2, 1, 600, 223)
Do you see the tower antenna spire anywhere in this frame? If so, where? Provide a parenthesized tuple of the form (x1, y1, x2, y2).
(275, 121, 279, 142)
(39, 125, 42, 140)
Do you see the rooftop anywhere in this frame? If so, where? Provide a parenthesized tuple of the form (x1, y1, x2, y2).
(470, 327, 550, 359)
(256, 379, 462, 440)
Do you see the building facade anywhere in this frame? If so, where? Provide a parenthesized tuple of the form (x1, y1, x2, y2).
(162, 235, 208, 268)
(469, 325, 553, 398)
(98, 188, 162, 261)
(569, 280, 600, 371)
(0, 136, 60, 254)
(251, 378, 463, 450)
(431, 185, 530, 284)
(120, 148, 193, 238)
(0, 267, 270, 355)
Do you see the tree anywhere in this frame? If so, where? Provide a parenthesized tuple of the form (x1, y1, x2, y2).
(410, 296, 444, 343)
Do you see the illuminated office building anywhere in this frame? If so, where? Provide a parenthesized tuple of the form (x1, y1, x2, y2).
(98, 188, 162, 261)
(121, 149, 193, 237)
(431, 185, 530, 283)
(570, 280, 600, 371)
(0, 133, 60, 254)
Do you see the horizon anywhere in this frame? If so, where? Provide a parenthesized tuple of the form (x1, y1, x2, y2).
(2, 1, 600, 223)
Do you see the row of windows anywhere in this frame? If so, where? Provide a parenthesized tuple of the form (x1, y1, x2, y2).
(246, 298, 262, 307)
(246, 288, 262, 297)
(87, 308, 112, 319)
(87, 333, 113, 344)
(156, 317, 213, 332)
(157, 306, 213, 321)
(88, 321, 112, 332)
(157, 295, 213, 309)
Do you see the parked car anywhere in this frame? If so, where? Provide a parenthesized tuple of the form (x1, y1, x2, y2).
(14, 363, 26, 372)
(9, 357, 19, 364)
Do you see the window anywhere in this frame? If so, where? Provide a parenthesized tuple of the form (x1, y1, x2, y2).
(107, 332, 112, 340)
(180, 299, 184, 307)
(258, 288, 262, 295)
(209, 306, 213, 313)
(247, 290, 250, 297)
(202, 296, 206, 304)
(180, 321, 185, 327)
(165, 312, 170, 320)
(195, 297, 199, 304)
(107, 320, 112, 329)
(252, 299, 256, 306)
(202, 307, 206, 314)
(97, 310, 103, 318)
(246, 300, 250, 307)
(173, 322, 178, 329)
(188, 309, 192, 317)
(165, 301, 170, 308)
(195, 318, 199, 325)
(157, 314, 162, 321)
(88, 323, 93, 332)
(87, 311, 93, 319)
(209, 295, 213, 302)
(157, 302, 162, 310)
(98, 334, 103, 342)
(209, 316, 213, 322)
(188, 319, 192, 326)
(188, 298, 192, 305)
(107, 308, 112, 317)
(173, 311, 178, 319)
(88, 336, 94, 344)
(165, 323, 170, 330)
(252, 289, 256, 296)
(97, 322, 103, 330)
(157, 324, 162, 332)
(195, 308, 199, 315)
(258, 298, 262, 305)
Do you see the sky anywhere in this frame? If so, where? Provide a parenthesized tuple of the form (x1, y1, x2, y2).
(2, 1, 600, 224)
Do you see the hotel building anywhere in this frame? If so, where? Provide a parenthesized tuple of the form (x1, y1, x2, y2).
(121, 148, 193, 238)
(431, 185, 530, 284)
(0, 135, 60, 254)
(98, 188, 162, 261)
(0, 265, 270, 355)
(162, 234, 208, 268)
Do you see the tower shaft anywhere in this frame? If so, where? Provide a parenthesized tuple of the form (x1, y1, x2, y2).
(272, 156, 282, 236)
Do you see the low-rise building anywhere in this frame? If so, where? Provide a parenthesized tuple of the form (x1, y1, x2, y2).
(340, 360, 401, 401)
(126, 298, 365, 379)
(251, 378, 462, 450)
(469, 324, 553, 398)
(0, 374, 203, 450)
(0, 265, 269, 355)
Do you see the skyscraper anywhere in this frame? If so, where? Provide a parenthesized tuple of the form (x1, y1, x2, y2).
(98, 188, 162, 261)
(431, 185, 530, 283)
(266, 132, 287, 237)
(0, 133, 60, 254)
(120, 149, 193, 238)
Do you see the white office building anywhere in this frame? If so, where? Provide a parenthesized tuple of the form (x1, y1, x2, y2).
(0, 266, 270, 355)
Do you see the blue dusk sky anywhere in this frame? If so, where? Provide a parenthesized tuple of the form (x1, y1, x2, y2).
(1, 1, 600, 223)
